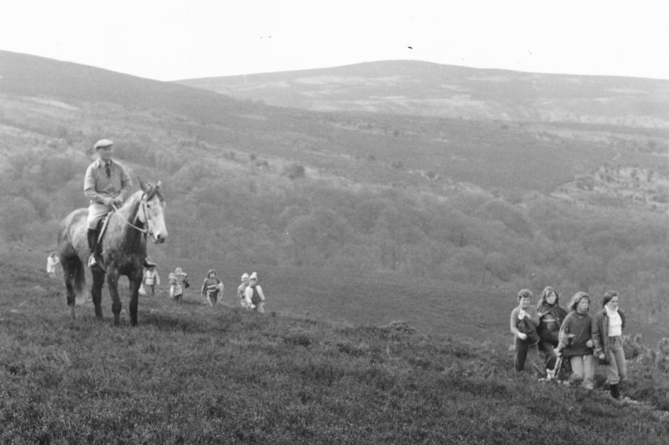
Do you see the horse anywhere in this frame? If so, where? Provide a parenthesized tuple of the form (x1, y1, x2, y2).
(57, 178, 167, 326)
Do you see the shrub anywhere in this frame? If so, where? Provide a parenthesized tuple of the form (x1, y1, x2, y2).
(283, 163, 305, 180)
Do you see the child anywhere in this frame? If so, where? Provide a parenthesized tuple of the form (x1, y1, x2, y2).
(201, 269, 224, 307)
(244, 272, 266, 313)
(510, 289, 541, 372)
(556, 292, 595, 389)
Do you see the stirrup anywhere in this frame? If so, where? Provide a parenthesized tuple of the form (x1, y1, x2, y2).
(88, 255, 106, 272)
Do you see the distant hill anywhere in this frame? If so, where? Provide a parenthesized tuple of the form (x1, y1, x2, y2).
(0, 50, 257, 123)
(177, 60, 669, 128)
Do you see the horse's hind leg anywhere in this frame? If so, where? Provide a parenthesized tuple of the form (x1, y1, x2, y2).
(91, 270, 105, 319)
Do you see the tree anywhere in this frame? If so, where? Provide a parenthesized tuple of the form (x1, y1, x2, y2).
(0, 197, 39, 242)
(447, 246, 485, 284)
(476, 199, 533, 237)
(485, 252, 510, 281)
(286, 215, 319, 265)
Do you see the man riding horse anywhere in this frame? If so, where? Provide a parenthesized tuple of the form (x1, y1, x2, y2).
(84, 139, 132, 269)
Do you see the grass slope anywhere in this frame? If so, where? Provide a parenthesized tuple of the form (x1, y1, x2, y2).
(129, 254, 669, 345)
(1, 251, 667, 444)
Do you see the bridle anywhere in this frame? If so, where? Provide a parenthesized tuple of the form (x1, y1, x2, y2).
(112, 191, 160, 240)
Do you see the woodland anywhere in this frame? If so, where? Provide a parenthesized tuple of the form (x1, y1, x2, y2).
(1, 118, 668, 331)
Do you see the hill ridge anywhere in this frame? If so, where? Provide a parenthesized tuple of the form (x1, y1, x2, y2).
(180, 59, 669, 83)
(176, 59, 669, 127)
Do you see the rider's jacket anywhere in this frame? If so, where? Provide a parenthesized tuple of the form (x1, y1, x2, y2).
(84, 158, 132, 205)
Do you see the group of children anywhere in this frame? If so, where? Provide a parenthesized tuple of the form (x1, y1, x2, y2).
(158, 267, 266, 312)
(236, 272, 266, 312)
(510, 287, 627, 399)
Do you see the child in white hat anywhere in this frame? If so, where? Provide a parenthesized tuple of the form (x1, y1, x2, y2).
(244, 273, 265, 313)
(238, 273, 250, 309)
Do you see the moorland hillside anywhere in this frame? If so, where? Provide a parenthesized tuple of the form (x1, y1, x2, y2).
(0, 251, 668, 444)
(178, 60, 669, 128)
(0, 51, 668, 341)
(184, 59, 669, 206)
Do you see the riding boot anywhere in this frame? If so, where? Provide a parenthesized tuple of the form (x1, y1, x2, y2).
(87, 229, 98, 267)
(610, 383, 620, 400)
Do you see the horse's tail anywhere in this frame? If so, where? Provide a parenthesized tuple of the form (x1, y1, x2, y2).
(57, 245, 87, 307)
(71, 258, 86, 305)
(57, 209, 88, 307)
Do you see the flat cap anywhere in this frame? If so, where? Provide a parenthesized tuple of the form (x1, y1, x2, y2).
(94, 139, 114, 149)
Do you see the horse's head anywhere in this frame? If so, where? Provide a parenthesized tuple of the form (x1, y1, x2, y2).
(137, 178, 168, 244)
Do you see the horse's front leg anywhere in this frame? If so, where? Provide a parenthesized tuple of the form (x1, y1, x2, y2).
(128, 270, 143, 326)
(91, 270, 106, 319)
(106, 267, 122, 326)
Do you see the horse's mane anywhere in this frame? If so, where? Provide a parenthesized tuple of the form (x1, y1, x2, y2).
(122, 182, 164, 211)
(110, 181, 164, 234)
(142, 182, 164, 203)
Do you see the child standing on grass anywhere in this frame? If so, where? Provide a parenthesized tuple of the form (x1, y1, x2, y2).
(142, 260, 160, 296)
(592, 290, 627, 400)
(510, 289, 541, 373)
(46, 252, 60, 278)
(168, 272, 177, 298)
(244, 272, 266, 313)
(556, 292, 595, 390)
(237, 273, 250, 309)
(537, 286, 568, 376)
(201, 269, 224, 307)
(172, 267, 189, 304)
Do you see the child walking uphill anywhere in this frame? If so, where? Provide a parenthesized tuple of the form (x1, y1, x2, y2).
(171, 267, 189, 304)
(510, 289, 541, 373)
(142, 259, 160, 296)
(592, 290, 628, 400)
(537, 286, 568, 376)
(244, 273, 266, 313)
(556, 292, 595, 390)
(168, 272, 177, 299)
(237, 273, 250, 309)
(201, 269, 224, 307)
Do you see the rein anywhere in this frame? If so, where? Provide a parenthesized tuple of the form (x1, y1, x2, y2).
(112, 195, 149, 238)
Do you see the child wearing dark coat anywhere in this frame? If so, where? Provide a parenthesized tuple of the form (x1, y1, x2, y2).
(556, 292, 595, 389)
(537, 286, 568, 374)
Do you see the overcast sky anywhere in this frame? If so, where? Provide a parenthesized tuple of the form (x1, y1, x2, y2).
(1, 0, 668, 81)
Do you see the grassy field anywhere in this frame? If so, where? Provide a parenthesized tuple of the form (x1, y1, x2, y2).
(1, 250, 668, 444)
(124, 252, 668, 345)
